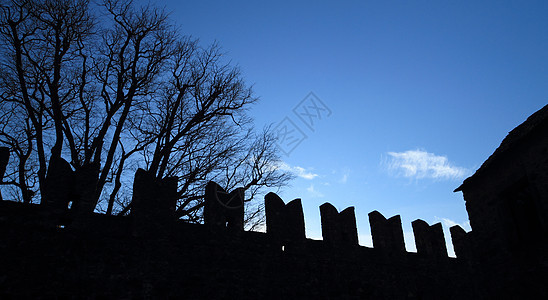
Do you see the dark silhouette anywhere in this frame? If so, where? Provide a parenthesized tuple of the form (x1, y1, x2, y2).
(412, 219, 447, 258)
(0, 0, 292, 226)
(265, 192, 306, 244)
(454, 103, 548, 299)
(2, 104, 548, 298)
(0, 104, 546, 298)
(131, 168, 178, 236)
(204, 181, 245, 231)
(320, 203, 359, 246)
(369, 210, 406, 254)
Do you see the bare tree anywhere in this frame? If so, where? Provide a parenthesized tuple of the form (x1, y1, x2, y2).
(0, 0, 293, 227)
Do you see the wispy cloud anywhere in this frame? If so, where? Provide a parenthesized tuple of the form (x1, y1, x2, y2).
(385, 149, 469, 180)
(331, 168, 350, 184)
(339, 173, 348, 184)
(306, 184, 324, 198)
(278, 162, 319, 180)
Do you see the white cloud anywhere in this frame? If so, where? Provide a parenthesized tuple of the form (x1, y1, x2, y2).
(306, 184, 324, 198)
(295, 167, 318, 180)
(386, 149, 469, 180)
(277, 162, 319, 180)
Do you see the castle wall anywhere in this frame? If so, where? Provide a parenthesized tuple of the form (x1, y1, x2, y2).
(2, 108, 548, 298)
(0, 198, 471, 299)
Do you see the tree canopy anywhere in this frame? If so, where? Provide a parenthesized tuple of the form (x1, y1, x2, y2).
(0, 0, 292, 228)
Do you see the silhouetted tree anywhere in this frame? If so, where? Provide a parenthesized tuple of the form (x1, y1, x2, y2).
(0, 0, 292, 228)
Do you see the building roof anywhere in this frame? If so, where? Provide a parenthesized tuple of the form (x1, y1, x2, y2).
(455, 104, 548, 192)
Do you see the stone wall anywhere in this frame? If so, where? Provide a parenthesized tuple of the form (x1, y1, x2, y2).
(0, 188, 472, 299)
(2, 103, 548, 298)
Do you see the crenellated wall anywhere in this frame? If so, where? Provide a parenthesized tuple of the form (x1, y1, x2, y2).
(3, 106, 548, 298)
(0, 164, 544, 298)
(202, 179, 463, 260)
(0, 174, 474, 299)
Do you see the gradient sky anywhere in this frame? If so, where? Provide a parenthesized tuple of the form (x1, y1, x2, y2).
(158, 0, 548, 255)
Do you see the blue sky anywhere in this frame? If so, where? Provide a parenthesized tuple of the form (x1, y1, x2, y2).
(159, 0, 548, 255)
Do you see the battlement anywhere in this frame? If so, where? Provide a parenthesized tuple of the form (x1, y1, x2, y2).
(0, 172, 543, 298)
(0, 174, 465, 260)
(2, 105, 548, 298)
(0, 196, 470, 298)
(200, 178, 466, 259)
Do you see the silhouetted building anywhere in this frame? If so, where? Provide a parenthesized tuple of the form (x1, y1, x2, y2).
(454, 104, 548, 298)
